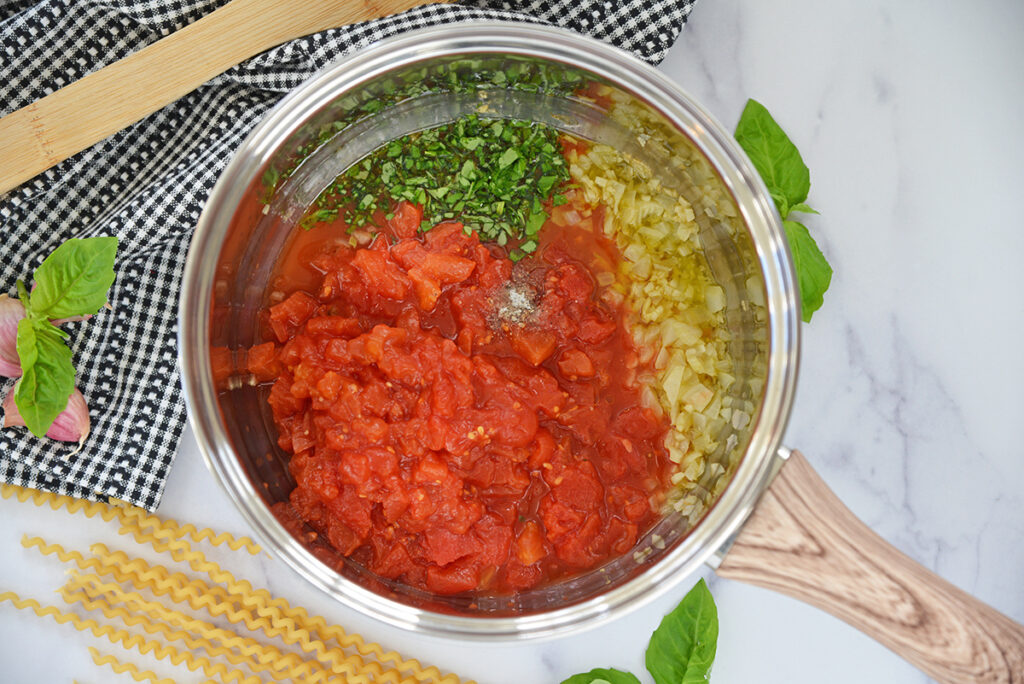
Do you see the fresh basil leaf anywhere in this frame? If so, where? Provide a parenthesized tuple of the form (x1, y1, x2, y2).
(13, 318, 76, 437)
(735, 100, 832, 323)
(28, 237, 118, 320)
(561, 668, 642, 684)
(783, 220, 832, 322)
(645, 578, 719, 684)
(788, 202, 819, 216)
(734, 98, 810, 218)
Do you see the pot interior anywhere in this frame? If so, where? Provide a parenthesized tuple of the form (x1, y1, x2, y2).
(194, 32, 791, 630)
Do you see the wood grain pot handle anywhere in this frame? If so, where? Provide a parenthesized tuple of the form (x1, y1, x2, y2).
(717, 451, 1024, 683)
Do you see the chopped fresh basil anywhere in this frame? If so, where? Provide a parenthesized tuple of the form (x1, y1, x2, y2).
(262, 59, 588, 201)
(303, 114, 570, 249)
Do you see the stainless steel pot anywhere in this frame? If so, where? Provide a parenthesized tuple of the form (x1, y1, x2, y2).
(179, 23, 1024, 682)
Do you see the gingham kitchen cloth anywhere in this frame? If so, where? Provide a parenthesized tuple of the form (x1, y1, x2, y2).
(0, 0, 698, 511)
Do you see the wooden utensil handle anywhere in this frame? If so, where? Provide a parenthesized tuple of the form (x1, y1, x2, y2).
(717, 450, 1024, 683)
(0, 0, 436, 194)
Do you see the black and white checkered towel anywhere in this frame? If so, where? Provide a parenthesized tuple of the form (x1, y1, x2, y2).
(0, 0, 697, 511)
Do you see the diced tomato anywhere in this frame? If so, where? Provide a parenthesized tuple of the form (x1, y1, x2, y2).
(552, 263, 594, 302)
(515, 521, 546, 566)
(338, 451, 370, 487)
(305, 316, 361, 338)
(290, 412, 316, 454)
(391, 239, 428, 268)
(422, 221, 470, 251)
(576, 315, 617, 345)
(209, 346, 233, 387)
(268, 376, 304, 418)
(557, 348, 595, 378)
(606, 518, 639, 554)
(413, 453, 449, 484)
(329, 486, 373, 537)
(380, 478, 410, 523)
(613, 406, 663, 441)
(529, 429, 556, 470)
(610, 484, 653, 522)
(491, 405, 538, 447)
(351, 248, 410, 300)
(374, 538, 415, 578)
(425, 559, 480, 595)
(258, 202, 672, 596)
(247, 342, 280, 381)
(269, 291, 318, 343)
(365, 447, 397, 475)
(326, 519, 361, 556)
(314, 370, 344, 404)
(556, 404, 610, 446)
(553, 514, 602, 568)
(456, 327, 473, 355)
(508, 327, 557, 366)
(408, 267, 442, 310)
(423, 527, 479, 566)
(503, 558, 542, 590)
(388, 200, 423, 239)
(548, 461, 603, 511)
(354, 417, 388, 444)
(419, 252, 476, 284)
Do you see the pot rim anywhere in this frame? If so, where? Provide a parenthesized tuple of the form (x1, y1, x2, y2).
(179, 21, 800, 641)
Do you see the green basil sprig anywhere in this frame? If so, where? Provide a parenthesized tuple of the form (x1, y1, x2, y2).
(646, 578, 719, 684)
(13, 318, 76, 439)
(734, 98, 833, 322)
(561, 670, 642, 684)
(561, 578, 719, 684)
(12, 237, 118, 437)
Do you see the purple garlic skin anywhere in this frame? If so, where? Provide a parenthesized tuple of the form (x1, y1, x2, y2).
(2, 386, 91, 445)
(0, 294, 25, 378)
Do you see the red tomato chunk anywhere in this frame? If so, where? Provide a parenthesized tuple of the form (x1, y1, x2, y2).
(260, 215, 672, 595)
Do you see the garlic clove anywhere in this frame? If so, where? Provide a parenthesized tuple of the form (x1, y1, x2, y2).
(2, 386, 91, 446)
(0, 294, 25, 378)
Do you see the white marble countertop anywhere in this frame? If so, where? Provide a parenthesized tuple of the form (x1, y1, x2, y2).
(3, 0, 1023, 681)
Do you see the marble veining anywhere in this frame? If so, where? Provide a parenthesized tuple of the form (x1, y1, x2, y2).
(2, 0, 1023, 682)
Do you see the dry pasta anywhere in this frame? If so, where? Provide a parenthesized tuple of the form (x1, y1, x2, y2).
(33, 538, 377, 682)
(2, 483, 474, 684)
(117, 518, 406, 679)
(66, 573, 335, 683)
(119, 515, 464, 684)
(118, 505, 263, 556)
(88, 648, 177, 684)
(1, 483, 125, 522)
(0, 590, 259, 683)
(2, 483, 261, 555)
(62, 580, 287, 678)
